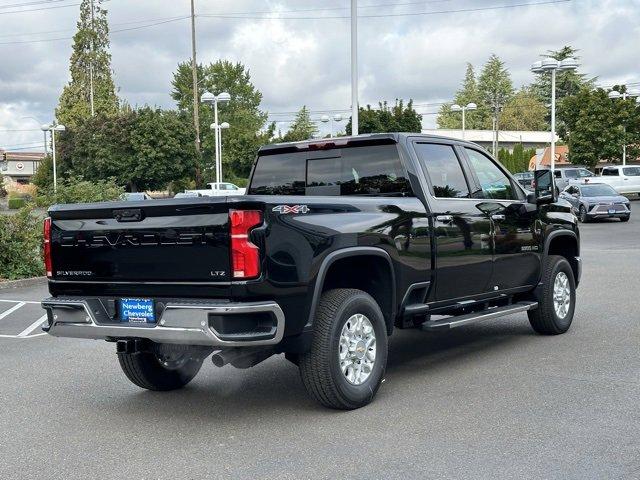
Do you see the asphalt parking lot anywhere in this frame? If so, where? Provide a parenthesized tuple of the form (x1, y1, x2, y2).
(1, 215, 639, 480)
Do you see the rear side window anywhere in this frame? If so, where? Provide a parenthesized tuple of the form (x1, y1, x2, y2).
(602, 168, 619, 176)
(623, 167, 640, 176)
(249, 144, 411, 196)
(414, 143, 470, 198)
(248, 153, 306, 195)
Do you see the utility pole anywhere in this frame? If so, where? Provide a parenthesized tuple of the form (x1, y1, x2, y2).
(89, 0, 95, 116)
(350, 0, 358, 136)
(190, 0, 202, 186)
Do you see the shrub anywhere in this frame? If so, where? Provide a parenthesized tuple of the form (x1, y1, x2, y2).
(0, 206, 44, 280)
(36, 176, 125, 206)
(0, 182, 7, 198)
(8, 197, 27, 209)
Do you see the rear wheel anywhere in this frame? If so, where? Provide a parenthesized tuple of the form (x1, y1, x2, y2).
(299, 288, 388, 410)
(578, 205, 589, 223)
(118, 343, 204, 391)
(528, 255, 576, 335)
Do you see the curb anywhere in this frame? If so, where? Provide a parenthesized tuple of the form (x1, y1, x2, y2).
(0, 277, 47, 290)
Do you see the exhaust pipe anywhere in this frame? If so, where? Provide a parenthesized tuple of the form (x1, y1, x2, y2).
(211, 347, 273, 369)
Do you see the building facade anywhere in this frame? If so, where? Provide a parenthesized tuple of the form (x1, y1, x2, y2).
(1, 150, 45, 184)
(421, 129, 558, 153)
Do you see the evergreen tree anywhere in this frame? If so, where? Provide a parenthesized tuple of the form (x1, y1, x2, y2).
(57, 0, 118, 128)
(345, 99, 422, 134)
(438, 63, 484, 129)
(283, 106, 318, 141)
(477, 54, 514, 130)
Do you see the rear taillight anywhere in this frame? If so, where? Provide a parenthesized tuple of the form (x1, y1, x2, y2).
(229, 210, 262, 279)
(43, 217, 52, 277)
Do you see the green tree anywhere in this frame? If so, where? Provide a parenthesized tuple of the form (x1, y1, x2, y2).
(500, 89, 547, 131)
(531, 46, 596, 106)
(438, 64, 484, 129)
(345, 99, 422, 134)
(283, 106, 318, 141)
(57, 0, 118, 128)
(171, 60, 270, 179)
(58, 108, 197, 191)
(558, 87, 639, 168)
(478, 54, 514, 130)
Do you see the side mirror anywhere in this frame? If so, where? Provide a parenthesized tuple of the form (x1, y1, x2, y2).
(529, 169, 557, 205)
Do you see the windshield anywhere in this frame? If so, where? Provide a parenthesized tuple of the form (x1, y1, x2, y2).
(580, 185, 618, 197)
(565, 169, 595, 179)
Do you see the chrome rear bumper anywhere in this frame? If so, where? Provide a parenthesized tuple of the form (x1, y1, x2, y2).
(41, 298, 285, 347)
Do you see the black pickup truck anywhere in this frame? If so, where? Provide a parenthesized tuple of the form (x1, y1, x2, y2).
(41, 133, 580, 409)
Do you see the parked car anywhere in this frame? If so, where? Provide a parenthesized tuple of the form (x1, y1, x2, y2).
(41, 133, 581, 410)
(594, 165, 640, 195)
(185, 182, 246, 197)
(560, 183, 630, 222)
(122, 192, 151, 201)
(513, 171, 534, 190)
(553, 167, 596, 192)
(174, 191, 203, 198)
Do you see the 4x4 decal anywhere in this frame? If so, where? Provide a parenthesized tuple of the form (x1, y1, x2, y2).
(272, 205, 310, 214)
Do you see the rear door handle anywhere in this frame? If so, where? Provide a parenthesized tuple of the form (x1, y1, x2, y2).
(490, 214, 506, 221)
(436, 215, 453, 223)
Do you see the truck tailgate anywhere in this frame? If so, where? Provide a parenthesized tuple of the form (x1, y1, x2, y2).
(49, 198, 232, 283)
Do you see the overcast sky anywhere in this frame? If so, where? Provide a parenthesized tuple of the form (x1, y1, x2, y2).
(0, 0, 638, 151)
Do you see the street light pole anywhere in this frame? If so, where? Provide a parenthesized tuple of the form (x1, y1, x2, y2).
(608, 89, 639, 166)
(451, 103, 477, 140)
(550, 68, 556, 171)
(45, 122, 66, 193)
(531, 57, 578, 172)
(202, 91, 231, 185)
(350, 0, 358, 136)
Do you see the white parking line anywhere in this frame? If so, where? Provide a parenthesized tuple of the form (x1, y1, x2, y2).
(0, 299, 40, 305)
(0, 302, 26, 320)
(17, 314, 48, 337)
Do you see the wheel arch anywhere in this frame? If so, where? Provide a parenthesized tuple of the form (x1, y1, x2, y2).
(544, 230, 581, 286)
(307, 247, 396, 335)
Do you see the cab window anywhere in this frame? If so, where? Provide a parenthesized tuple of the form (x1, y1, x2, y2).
(413, 143, 470, 198)
(602, 168, 619, 176)
(464, 148, 517, 200)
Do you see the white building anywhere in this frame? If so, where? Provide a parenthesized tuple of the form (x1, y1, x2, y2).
(1, 150, 45, 185)
(421, 129, 557, 152)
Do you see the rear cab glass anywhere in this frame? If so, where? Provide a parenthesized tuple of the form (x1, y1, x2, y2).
(248, 144, 412, 196)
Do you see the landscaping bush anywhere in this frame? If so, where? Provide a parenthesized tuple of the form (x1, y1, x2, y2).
(8, 197, 27, 209)
(36, 176, 125, 206)
(0, 206, 44, 280)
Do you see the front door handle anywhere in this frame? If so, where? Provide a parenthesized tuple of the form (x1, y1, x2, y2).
(436, 215, 453, 223)
(490, 214, 506, 221)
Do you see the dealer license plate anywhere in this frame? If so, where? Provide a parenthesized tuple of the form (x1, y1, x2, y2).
(608, 209, 616, 215)
(120, 298, 155, 323)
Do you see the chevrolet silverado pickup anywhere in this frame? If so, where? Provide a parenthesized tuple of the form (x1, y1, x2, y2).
(41, 133, 581, 410)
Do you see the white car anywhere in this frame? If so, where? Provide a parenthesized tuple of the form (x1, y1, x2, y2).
(595, 166, 640, 195)
(185, 182, 246, 197)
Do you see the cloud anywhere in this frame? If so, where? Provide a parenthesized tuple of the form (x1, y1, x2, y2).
(0, 0, 638, 147)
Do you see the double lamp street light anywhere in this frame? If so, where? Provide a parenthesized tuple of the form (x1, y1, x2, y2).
(450, 102, 477, 140)
(42, 122, 65, 193)
(201, 91, 231, 184)
(530, 57, 578, 172)
(607, 89, 640, 166)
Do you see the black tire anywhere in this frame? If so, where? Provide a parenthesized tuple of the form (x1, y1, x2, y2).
(118, 345, 203, 391)
(528, 255, 576, 335)
(620, 215, 630, 222)
(578, 205, 589, 223)
(299, 288, 388, 410)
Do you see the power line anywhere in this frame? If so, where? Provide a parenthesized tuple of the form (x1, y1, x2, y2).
(0, 15, 189, 45)
(199, 0, 572, 20)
